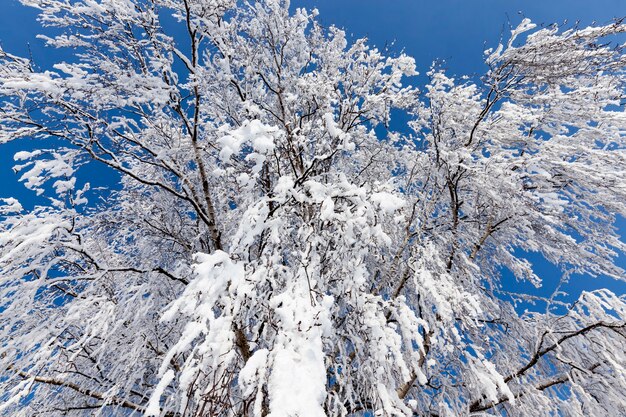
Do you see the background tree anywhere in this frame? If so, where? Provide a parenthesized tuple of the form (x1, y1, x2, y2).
(1, 1, 625, 416)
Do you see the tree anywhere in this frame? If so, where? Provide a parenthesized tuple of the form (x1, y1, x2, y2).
(1, 0, 625, 415)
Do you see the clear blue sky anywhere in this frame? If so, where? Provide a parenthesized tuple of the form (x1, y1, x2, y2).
(1, 0, 625, 309)
(292, 0, 626, 76)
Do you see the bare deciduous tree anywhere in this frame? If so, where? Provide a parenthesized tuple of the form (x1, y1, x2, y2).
(1, 1, 625, 416)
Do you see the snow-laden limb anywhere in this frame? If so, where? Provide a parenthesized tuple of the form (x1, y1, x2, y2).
(1, 3, 626, 416)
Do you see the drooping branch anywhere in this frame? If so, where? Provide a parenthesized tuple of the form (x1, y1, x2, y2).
(470, 362, 603, 413)
(6, 365, 146, 414)
(504, 321, 625, 384)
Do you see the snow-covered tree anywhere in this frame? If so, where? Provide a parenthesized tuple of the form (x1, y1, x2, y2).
(1, 1, 625, 416)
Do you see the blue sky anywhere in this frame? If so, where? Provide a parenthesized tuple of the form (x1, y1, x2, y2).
(292, 0, 626, 77)
(2, 0, 625, 77)
(1, 0, 625, 309)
